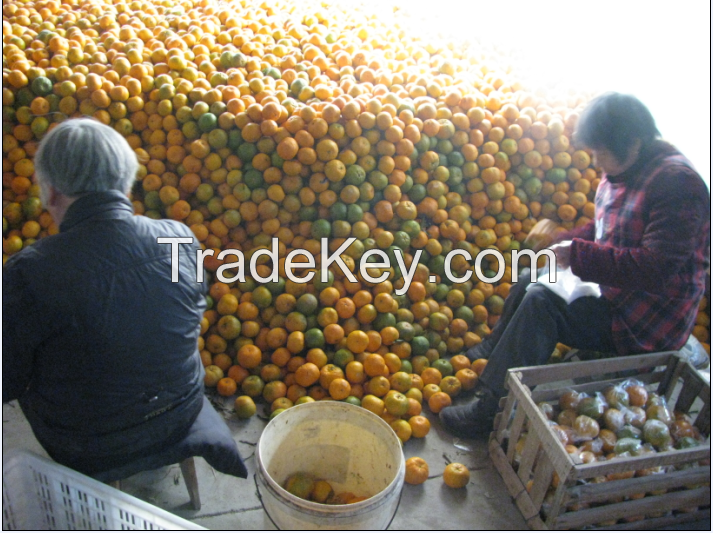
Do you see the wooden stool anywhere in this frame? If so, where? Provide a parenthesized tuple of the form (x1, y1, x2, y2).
(94, 396, 247, 510)
(109, 457, 201, 510)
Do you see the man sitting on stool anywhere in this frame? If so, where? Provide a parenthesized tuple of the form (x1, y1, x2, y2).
(3, 118, 246, 480)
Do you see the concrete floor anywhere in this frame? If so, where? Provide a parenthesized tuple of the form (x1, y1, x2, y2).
(2, 394, 527, 530)
(3, 380, 710, 530)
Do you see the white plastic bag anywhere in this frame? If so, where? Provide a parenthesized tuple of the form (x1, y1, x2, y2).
(526, 243, 601, 305)
(678, 334, 710, 370)
(525, 240, 600, 304)
(531, 266, 601, 304)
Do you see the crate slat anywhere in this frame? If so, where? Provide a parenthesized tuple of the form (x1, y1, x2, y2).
(511, 353, 675, 388)
(673, 377, 702, 414)
(572, 448, 710, 479)
(595, 508, 711, 530)
(568, 466, 711, 504)
(553, 486, 711, 530)
(529, 452, 554, 510)
(686, 364, 711, 400)
(506, 402, 528, 464)
(495, 389, 518, 439)
(658, 357, 685, 399)
(544, 478, 571, 529)
(489, 437, 524, 497)
(517, 430, 543, 486)
(694, 400, 711, 436)
(507, 376, 575, 482)
(525, 514, 548, 530)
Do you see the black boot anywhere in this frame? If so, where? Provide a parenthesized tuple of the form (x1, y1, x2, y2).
(439, 385, 501, 439)
(464, 338, 493, 362)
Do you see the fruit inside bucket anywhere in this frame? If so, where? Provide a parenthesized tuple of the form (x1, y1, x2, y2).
(256, 401, 405, 530)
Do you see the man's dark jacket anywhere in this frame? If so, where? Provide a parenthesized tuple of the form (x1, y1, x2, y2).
(3, 190, 207, 473)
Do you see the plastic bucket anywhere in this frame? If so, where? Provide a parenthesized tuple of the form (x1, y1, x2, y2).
(255, 401, 405, 530)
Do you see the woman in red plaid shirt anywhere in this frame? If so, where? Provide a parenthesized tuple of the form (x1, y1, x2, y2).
(441, 93, 711, 439)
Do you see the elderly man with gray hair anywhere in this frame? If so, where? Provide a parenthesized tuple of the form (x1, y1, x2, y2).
(3, 118, 246, 482)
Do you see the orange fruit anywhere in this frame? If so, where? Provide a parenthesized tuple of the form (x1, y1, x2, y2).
(406, 398, 422, 417)
(439, 376, 462, 398)
(374, 292, 394, 313)
(329, 378, 351, 400)
(380, 326, 399, 346)
(471, 358, 488, 376)
(228, 365, 249, 385)
(389, 371, 412, 393)
(346, 329, 369, 353)
(310, 480, 334, 504)
(421, 367, 443, 386)
(390, 419, 412, 443)
(410, 374, 425, 392)
(404, 457, 429, 484)
(443, 463, 470, 489)
(295, 362, 321, 388)
(263, 381, 287, 403)
(422, 384, 441, 402)
(308, 385, 329, 401)
(217, 315, 242, 340)
(626, 385, 648, 407)
(277, 137, 299, 160)
(284, 473, 316, 500)
(323, 323, 345, 344)
(408, 415, 431, 438)
(286, 384, 307, 403)
(216, 377, 238, 397)
(427, 391, 452, 414)
(234, 396, 257, 419)
(455, 368, 479, 391)
(204, 365, 224, 387)
(237, 344, 262, 369)
(212, 353, 233, 372)
(345, 361, 366, 384)
(287, 331, 305, 354)
(241, 376, 265, 398)
(200, 350, 212, 367)
(271, 397, 293, 413)
(364, 353, 388, 377)
(319, 363, 345, 389)
(306, 349, 328, 369)
(361, 394, 385, 416)
(216, 293, 238, 315)
(450, 355, 471, 372)
(367, 375, 391, 397)
(384, 390, 409, 417)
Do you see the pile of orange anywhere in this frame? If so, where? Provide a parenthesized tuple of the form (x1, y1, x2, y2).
(2, 0, 709, 437)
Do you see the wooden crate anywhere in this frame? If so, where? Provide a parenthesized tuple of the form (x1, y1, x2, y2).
(489, 352, 711, 530)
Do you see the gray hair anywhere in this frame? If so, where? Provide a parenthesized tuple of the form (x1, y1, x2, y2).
(35, 118, 138, 197)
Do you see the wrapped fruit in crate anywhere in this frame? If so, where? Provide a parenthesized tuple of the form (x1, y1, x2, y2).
(489, 352, 710, 530)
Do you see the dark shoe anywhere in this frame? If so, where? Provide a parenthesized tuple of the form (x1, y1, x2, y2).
(439, 386, 500, 439)
(464, 339, 493, 362)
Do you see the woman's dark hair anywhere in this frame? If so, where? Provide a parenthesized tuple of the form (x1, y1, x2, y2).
(574, 93, 660, 163)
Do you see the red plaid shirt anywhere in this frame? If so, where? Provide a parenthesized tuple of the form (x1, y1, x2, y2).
(568, 141, 710, 355)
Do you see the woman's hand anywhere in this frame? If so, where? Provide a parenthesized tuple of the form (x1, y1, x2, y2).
(550, 241, 571, 270)
(523, 219, 559, 251)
